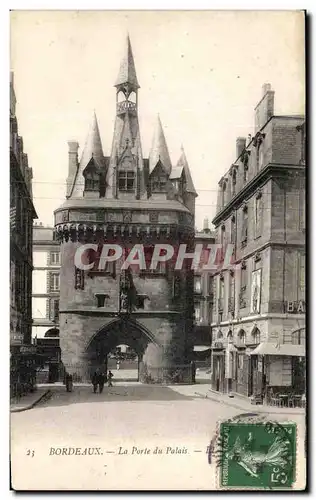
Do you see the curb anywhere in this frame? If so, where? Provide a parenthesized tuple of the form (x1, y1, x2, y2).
(194, 391, 305, 415)
(10, 390, 52, 413)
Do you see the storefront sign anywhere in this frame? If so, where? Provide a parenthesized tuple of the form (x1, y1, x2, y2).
(19, 345, 37, 354)
(285, 301, 305, 314)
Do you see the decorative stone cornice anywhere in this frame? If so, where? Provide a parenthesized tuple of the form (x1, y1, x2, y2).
(55, 222, 194, 243)
(213, 163, 305, 226)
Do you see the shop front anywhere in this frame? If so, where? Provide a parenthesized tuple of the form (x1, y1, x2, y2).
(211, 342, 225, 392)
(250, 342, 306, 405)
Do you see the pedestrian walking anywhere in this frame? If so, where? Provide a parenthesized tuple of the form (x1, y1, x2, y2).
(65, 373, 73, 392)
(91, 370, 99, 393)
(108, 370, 113, 387)
(99, 372, 105, 393)
(116, 359, 120, 371)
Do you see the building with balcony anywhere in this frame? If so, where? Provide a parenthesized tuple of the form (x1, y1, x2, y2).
(10, 72, 38, 395)
(32, 223, 61, 382)
(210, 84, 305, 400)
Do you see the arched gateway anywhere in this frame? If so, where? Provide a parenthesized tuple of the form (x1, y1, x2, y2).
(86, 318, 158, 381)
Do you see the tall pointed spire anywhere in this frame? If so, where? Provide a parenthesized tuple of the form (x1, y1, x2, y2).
(149, 115, 172, 175)
(176, 146, 197, 196)
(80, 111, 104, 168)
(71, 112, 104, 198)
(115, 34, 140, 89)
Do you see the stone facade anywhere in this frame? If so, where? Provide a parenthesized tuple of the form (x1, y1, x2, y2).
(10, 72, 38, 395)
(54, 36, 197, 383)
(211, 84, 305, 400)
(192, 221, 215, 361)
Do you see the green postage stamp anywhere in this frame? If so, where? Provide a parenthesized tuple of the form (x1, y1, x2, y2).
(217, 420, 296, 489)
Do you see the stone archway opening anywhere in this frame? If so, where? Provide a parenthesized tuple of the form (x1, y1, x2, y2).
(86, 318, 155, 383)
(107, 344, 139, 382)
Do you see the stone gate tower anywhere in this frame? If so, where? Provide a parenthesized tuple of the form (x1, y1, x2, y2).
(54, 36, 198, 383)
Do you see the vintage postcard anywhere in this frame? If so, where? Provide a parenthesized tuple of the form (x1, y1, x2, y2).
(10, 10, 306, 491)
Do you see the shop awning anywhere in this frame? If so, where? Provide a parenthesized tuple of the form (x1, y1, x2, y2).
(250, 343, 305, 357)
(194, 345, 212, 352)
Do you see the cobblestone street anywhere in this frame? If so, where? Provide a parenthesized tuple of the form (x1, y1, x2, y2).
(11, 383, 306, 490)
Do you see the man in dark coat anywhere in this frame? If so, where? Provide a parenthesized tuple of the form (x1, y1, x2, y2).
(91, 370, 99, 393)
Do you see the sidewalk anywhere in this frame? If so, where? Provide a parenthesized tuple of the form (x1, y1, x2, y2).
(169, 383, 305, 415)
(10, 387, 52, 413)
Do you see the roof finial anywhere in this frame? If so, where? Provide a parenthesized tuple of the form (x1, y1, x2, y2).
(115, 34, 140, 89)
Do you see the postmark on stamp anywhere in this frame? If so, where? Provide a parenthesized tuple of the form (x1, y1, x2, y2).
(210, 414, 296, 490)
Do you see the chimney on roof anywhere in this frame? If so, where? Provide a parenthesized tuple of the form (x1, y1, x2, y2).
(254, 83, 275, 133)
(236, 137, 246, 159)
(66, 141, 79, 198)
(203, 217, 210, 233)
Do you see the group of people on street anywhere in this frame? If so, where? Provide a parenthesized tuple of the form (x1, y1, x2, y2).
(91, 369, 114, 393)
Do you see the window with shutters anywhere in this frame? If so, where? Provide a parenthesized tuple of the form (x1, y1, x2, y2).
(194, 276, 202, 294)
(241, 206, 248, 247)
(254, 192, 263, 238)
(49, 252, 60, 265)
(49, 272, 60, 292)
(49, 299, 59, 322)
(194, 302, 201, 323)
(239, 262, 247, 308)
(218, 275, 224, 312)
(231, 215, 236, 258)
(220, 225, 226, 261)
(228, 271, 235, 314)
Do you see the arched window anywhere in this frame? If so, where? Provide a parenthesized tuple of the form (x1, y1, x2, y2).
(117, 91, 125, 103)
(237, 330, 246, 345)
(217, 331, 223, 340)
(129, 91, 137, 103)
(227, 330, 233, 343)
(251, 327, 260, 345)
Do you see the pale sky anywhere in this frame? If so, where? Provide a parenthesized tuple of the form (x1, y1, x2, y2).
(10, 10, 305, 230)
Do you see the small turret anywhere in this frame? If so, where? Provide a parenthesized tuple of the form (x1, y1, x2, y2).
(71, 112, 104, 198)
(149, 115, 172, 175)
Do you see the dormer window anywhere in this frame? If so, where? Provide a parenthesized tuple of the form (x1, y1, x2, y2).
(83, 158, 100, 192)
(85, 171, 99, 191)
(151, 175, 167, 193)
(118, 170, 135, 191)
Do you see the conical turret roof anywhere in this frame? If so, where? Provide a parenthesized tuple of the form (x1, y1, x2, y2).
(149, 115, 172, 175)
(176, 146, 197, 196)
(115, 34, 140, 89)
(71, 112, 104, 198)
